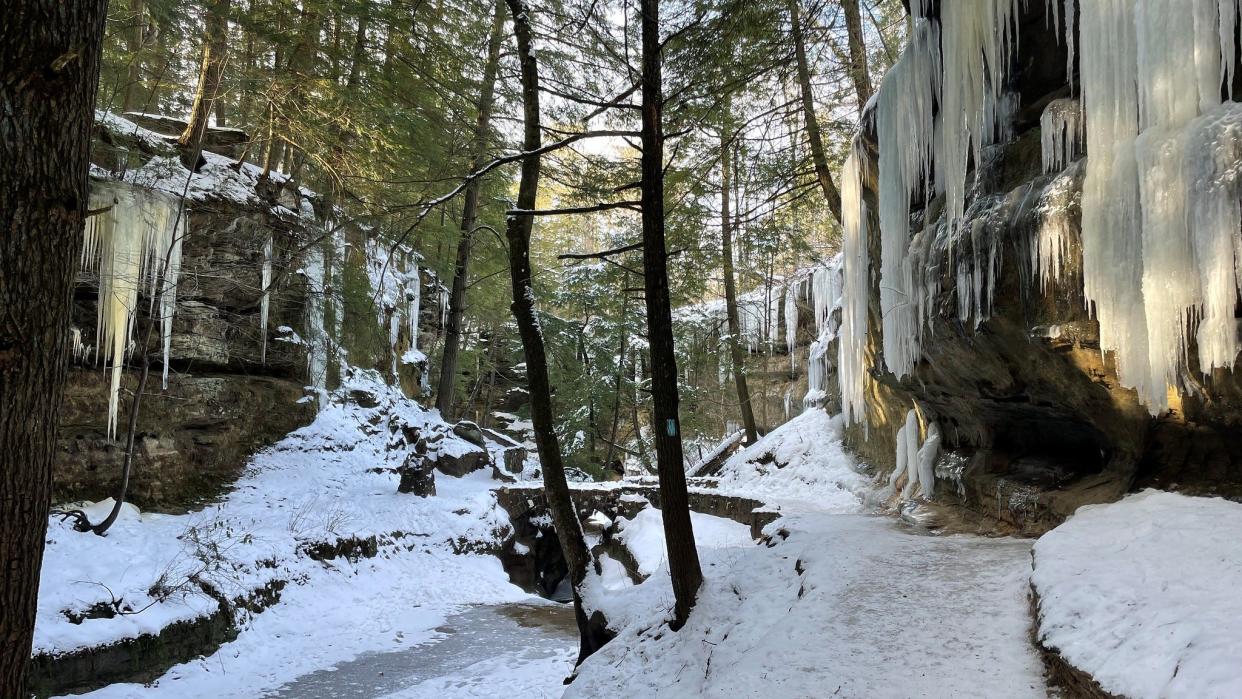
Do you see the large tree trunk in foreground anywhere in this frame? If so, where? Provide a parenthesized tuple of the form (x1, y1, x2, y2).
(640, 0, 703, 630)
(179, 0, 233, 169)
(0, 1, 107, 693)
(504, 0, 610, 665)
(720, 111, 758, 445)
(787, 0, 842, 224)
(436, 0, 506, 418)
(841, 0, 874, 114)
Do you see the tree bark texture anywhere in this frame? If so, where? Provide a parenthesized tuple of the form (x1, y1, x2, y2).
(640, 0, 704, 630)
(0, 1, 108, 693)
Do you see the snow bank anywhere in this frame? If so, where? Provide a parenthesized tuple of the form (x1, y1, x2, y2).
(38, 371, 529, 690)
(1032, 490, 1242, 699)
(710, 409, 871, 513)
(613, 506, 753, 578)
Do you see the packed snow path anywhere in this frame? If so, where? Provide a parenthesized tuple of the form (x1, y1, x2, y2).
(573, 413, 1047, 697)
(574, 513, 1047, 698)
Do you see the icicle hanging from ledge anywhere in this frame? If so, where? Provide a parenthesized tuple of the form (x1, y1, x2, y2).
(81, 181, 186, 439)
(1069, 0, 1242, 413)
(260, 235, 273, 364)
(839, 140, 870, 427)
(783, 281, 799, 370)
(935, 0, 1021, 234)
(1041, 98, 1083, 173)
(877, 18, 940, 378)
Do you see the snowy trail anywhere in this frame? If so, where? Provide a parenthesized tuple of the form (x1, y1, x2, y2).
(573, 513, 1046, 698)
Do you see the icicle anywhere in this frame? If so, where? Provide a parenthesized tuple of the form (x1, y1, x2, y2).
(1065, 0, 1076, 92)
(1188, 103, 1242, 372)
(936, 0, 1021, 234)
(984, 90, 1019, 146)
(839, 141, 870, 426)
(82, 181, 186, 438)
(260, 235, 273, 364)
(915, 422, 941, 499)
(69, 327, 93, 364)
(1221, 0, 1240, 99)
(810, 265, 840, 334)
(784, 281, 799, 370)
(1033, 163, 1081, 290)
(804, 336, 830, 409)
(877, 18, 941, 378)
(409, 259, 422, 352)
(891, 409, 920, 498)
(1041, 98, 1083, 173)
(1078, 0, 1152, 406)
(158, 211, 184, 390)
(304, 245, 328, 402)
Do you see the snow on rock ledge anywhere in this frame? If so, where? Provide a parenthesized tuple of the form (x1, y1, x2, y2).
(1032, 490, 1242, 699)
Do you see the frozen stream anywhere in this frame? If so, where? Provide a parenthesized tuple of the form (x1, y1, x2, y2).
(265, 603, 577, 698)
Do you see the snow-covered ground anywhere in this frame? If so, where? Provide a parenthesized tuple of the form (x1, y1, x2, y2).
(1032, 490, 1242, 699)
(42, 360, 1242, 699)
(573, 511, 1044, 698)
(571, 416, 1047, 698)
(612, 505, 755, 580)
(706, 408, 873, 513)
(39, 372, 558, 698)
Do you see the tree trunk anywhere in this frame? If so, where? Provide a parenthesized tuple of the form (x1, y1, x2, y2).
(503, 0, 610, 664)
(236, 3, 256, 125)
(787, 0, 842, 224)
(345, 2, 370, 91)
(264, 3, 318, 179)
(631, 350, 652, 473)
(0, 2, 107, 693)
(179, 0, 233, 169)
(720, 109, 758, 445)
(435, 0, 506, 418)
(639, 0, 703, 630)
(603, 292, 630, 472)
(841, 0, 874, 115)
(121, 0, 144, 112)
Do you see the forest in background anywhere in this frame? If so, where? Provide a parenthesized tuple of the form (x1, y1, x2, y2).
(91, 0, 905, 473)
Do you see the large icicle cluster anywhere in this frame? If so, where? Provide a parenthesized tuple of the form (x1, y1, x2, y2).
(82, 180, 186, 439)
(1032, 162, 1082, 291)
(799, 256, 845, 409)
(873, 1, 1021, 380)
(838, 0, 1242, 425)
(876, 17, 941, 378)
(1041, 98, 1083, 173)
(937, 0, 1021, 231)
(1072, 0, 1242, 412)
(364, 237, 424, 383)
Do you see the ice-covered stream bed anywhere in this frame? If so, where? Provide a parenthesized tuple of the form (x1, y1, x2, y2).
(264, 603, 577, 699)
